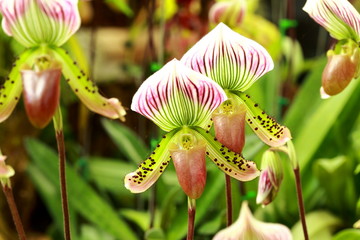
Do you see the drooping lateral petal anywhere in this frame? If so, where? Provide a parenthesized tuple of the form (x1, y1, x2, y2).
(124, 130, 178, 193)
(303, 0, 360, 41)
(0, 49, 37, 123)
(181, 22, 274, 92)
(131, 59, 227, 132)
(234, 92, 291, 147)
(193, 127, 259, 182)
(0, 0, 80, 47)
(51, 47, 126, 121)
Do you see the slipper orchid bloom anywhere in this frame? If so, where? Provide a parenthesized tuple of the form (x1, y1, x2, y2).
(181, 23, 291, 153)
(125, 59, 259, 199)
(213, 201, 293, 240)
(0, 0, 126, 128)
(303, 0, 360, 98)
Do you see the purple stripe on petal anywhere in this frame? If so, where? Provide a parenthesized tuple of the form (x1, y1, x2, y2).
(303, 0, 360, 41)
(131, 59, 227, 132)
(181, 23, 274, 92)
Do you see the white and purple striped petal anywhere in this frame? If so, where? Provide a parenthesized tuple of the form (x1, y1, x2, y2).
(181, 22, 274, 92)
(131, 59, 227, 132)
(303, 0, 360, 41)
(0, 0, 80, 47)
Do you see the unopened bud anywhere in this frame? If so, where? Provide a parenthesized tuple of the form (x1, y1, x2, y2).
(0, 153, 15, 188)
(256, 150, 283, 206)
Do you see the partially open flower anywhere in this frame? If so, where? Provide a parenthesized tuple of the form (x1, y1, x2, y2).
(181, 23, 291, 148)
(213, 201, 293, 240)
(125, 59, 259, 198)
(256, 150, 283, 206)
(0, 0, 80, 48)
(304, 0, 360, 97)
(0, 153, 15, 188)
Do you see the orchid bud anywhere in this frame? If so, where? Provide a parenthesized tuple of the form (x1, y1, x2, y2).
(212, 98, 247, 153)
(209, 0, 246, 27)
(169, 130, 207, 199)
(321, 41, 360, 97)
(256, 149, 283, 206)
(213, 201, 293, 240)
(21, 55, 62, 128)
(0, 0, 80, 48)
(0, 153, 15, 188)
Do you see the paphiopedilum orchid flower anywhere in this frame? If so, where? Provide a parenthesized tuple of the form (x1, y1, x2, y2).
(125, 59, 259, 199)
(256, 149, 283, 206)
(0, 0, 126, 128)
(181, 23, 291, 152)
(213, 201, 293, 240)
(303, 0, 360, 98)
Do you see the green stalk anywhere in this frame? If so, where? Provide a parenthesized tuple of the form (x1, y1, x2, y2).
(187, 197, 196, 240)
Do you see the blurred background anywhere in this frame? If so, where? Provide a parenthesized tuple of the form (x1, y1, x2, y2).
(0, 0, 359, 239)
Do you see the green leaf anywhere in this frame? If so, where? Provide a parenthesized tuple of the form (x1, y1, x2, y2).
(80, 225, 114, 240)
(25, 138, 138, 240)
(332, 229, 360, 240)
(27, 164, 79, 239)
(145, 228, 166, 240)
(119, 209, 150, 231)
(291, 211, 341, 240)
(101, 118, 149, 164)
(87, 157, 134, 195)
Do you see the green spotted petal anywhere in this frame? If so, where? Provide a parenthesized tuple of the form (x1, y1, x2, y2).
(51, 47, 126, 121)
(131, 59, 227, 132)
(303, 0, 360, 41)
(0, 48, 38, 122)
(181, 22, 274, 92)
(124, 130, 178, 193)
(234, 91, 291, 147)
(193, 127, 259, 182)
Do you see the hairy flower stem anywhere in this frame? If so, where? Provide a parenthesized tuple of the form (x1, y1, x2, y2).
(294, 167, 309, 240)
(225, 174, 233, 226)
(53, 108, 71, 240)
(2, 185, 27, 240)
(187, 198, 196, 240)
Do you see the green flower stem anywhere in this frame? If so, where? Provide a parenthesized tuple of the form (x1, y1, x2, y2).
(53, 107, 71, 240)
(225, 174, 233, 226)
(2, 185, 27, 240)
(294, 166, 309, 240)
(281, 140, 308, 240)
(187, 197, 196, 240)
